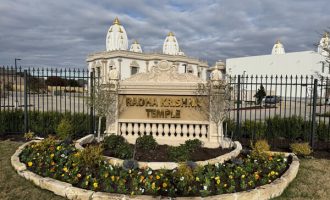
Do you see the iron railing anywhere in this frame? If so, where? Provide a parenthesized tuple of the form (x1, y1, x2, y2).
(227, 75, 330, 150)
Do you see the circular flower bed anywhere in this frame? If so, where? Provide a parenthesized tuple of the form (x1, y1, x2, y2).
(18, 137, 292, 198)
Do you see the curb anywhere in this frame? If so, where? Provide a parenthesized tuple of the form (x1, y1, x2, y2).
(75, 134, 242, 170)
(12, 141, 299, 200)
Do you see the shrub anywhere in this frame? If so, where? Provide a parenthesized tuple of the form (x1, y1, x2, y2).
(251, 139, 270, 158)
(167, 145, 190, 162)
(56, 118, 74, 140)
(103, 135, 126, 150)
(136, 135, 157, 151)
(24, 130, 35, 140)
(79, 145, 104, 169)
(184, 139, 202, 152)
(242, 120, 266, 139)
(290, 142, 312, 157)
(115, 143, 133, 159)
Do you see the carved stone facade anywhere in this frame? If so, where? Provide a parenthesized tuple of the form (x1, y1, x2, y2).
(105, 60, 229, 148)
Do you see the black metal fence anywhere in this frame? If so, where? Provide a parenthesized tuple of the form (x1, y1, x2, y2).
(0, 66, 96, 137)
(227, 75, 330, 151)
(1, 66, 329, 151)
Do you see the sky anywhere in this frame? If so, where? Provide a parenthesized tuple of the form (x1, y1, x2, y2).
(0, 0, 329, 68)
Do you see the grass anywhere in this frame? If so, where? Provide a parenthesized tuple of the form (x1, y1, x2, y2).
(0, 140, 65, 200)
(0, 140, 329, 200)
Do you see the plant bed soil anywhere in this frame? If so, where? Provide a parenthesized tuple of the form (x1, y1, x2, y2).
(85, 142, 234, 162)
(133, 144, 233, 162)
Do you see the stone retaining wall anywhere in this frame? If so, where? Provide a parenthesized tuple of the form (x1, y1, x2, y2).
(74, 134, 242, 170)
(12, 140, 299, 200)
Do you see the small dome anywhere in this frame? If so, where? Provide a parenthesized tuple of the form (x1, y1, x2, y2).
(271, 40, 285, 55)
(163, 32, 181, 55)
(318, 32, 329, 56)
(106, 17, 128, 51)
(129, 40, 143, 53)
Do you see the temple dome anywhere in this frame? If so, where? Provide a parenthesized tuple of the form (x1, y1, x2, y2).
(129, 40, 143, 53)
(271, 40, 285, 55)
(318, 32, 329, 56)
(106, 17, 128, 51)
(163, 32, 181, 55)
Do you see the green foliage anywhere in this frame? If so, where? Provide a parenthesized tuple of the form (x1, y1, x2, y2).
(79, 145, 104, 169)
(184, 139, 202, 152)
(103, 135, 126, 150)
(114, 142, 133, 159)
(103, 135, 133, 159)
(254, 84, 266, 105)
(251, 139, 270, 158)
(56, 118, 74, 140)
(24, 130, 35, 140)
(242, 120, 266, 139)
(136, 135, 157, 151)
(290, 142, 312, 157)
(20, 140, 289, 197)
(0, 110, 105, 139)
(167, 145, 190, 162)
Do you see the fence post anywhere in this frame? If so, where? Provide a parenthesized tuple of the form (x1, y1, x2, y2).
(311, 79, 318, 149)
(23, 70, 28, 133)
(236, 75, 241, 137)
(89, 71, 94, 134)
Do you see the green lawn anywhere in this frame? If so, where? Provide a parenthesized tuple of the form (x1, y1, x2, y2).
(1, 140, 329, 200)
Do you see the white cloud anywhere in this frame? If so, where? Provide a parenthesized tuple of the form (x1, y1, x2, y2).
(0, 0, 329, 67)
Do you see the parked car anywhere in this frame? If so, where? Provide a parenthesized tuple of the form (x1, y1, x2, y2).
(262, 95, 281, 106)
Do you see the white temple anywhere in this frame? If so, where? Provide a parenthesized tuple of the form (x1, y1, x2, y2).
(271, 40, 285, 55)
(227, 33, 329, 77)
(87, 17, 209, 81)
(106, 17, 128, 51)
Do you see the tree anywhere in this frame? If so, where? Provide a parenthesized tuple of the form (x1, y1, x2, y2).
(254, 84, 266, 105)
(197, 79, 231, 144)
(88, 81, 118, 141)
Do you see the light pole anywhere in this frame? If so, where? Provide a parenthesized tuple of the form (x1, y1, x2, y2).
(15, 58, 21, 68)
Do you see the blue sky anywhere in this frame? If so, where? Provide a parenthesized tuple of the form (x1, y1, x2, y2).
(0, 0, 329, 68)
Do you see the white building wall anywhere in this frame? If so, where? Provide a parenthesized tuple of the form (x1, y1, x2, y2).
(226, 51, 325, 76)
(226, 51, 328, 98)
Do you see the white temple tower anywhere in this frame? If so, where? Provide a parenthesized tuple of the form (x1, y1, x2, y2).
(129, 40, 143, 53)
(271, 40, 285, 55)
(106, 17, 129, 51)
(163, 32, 184, 55)
(318, 32, 329, 56)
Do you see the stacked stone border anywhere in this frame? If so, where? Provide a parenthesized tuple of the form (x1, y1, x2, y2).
(12, 140, 299, 200)
(74, 134, 242, 170)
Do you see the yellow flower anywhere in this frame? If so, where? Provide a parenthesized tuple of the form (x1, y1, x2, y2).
(111, 176, 115, 181)
(140, 176, 145, 182)
(216, 179, 220, 185)
(56, 146, 61, 151)
(63, 167, 68, 173)
(215, 176, 220, 180)
(271, 171, 276, 175)
(151, 182, 156, 190)
(51, 161, 55, 165)
(224, 184, 227, 188)
(196, 177, 200, 182)
(229, 175, 233, 179)
(156, 175, 160, 180)
(162, 182, 167, 188)
(254, 173, 260, 180)
(241, 174, 245, 179)
(27, 162, 33, 167)
(50, 153, 54, 158)
(93, 182, 98, 188)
